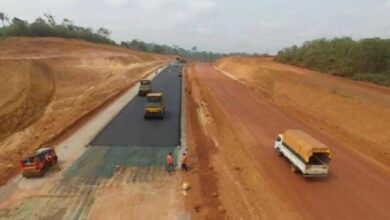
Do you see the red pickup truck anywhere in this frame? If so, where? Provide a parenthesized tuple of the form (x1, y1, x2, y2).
(19, 147, 58, 178)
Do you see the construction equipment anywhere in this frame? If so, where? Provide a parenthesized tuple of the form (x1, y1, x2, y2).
(144, 93, 165, 119)
(138, 79, 152, 96)
(19, 147, 58, 178)
(274, 130, 332, 177)
(175, 57, 186, 63)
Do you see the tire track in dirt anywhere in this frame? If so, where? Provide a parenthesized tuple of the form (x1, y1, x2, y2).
(192, 63, 390, 220)
(0, 167, 171, 219)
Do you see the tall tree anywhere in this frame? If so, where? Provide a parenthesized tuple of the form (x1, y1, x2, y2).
(62, 18, 74, 29)
(97, 27, 111, 38)
(44, 13, 56, 26)
(0, 12, 8, 27)
(152, 45, 165, 54)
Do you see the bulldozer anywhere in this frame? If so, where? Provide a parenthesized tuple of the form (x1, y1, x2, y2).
(144, 93, 165, 119)
(138, 79, 152, 96)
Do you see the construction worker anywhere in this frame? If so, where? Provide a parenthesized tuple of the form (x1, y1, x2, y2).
(166, 152, 174, 174)
(181, 153, 188, 172)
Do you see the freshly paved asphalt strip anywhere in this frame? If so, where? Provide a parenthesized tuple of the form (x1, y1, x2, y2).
(90, 64, 183, 147)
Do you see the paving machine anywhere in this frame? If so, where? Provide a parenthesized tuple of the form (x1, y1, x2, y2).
(138, 79, 152, 96)
(144, 93, 166, 119)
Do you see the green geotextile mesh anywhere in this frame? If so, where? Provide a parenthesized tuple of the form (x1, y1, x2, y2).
(64, 146, 178, 177)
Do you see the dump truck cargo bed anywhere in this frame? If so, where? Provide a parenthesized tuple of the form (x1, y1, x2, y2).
(283, 130, 332, 163)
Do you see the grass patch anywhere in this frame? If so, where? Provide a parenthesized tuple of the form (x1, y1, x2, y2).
(350, 72, 390, 87)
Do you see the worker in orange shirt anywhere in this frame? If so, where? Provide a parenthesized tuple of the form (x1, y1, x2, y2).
(181, 153, 188, 172)
(166, 152, 174, 175)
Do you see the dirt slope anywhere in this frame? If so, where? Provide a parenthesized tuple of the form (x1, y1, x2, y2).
(0, 37, 171, 185)
(215, 56, 390, 168)
(187, 63, 390, 219)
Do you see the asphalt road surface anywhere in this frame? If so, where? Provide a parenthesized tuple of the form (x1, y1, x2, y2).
(91, 63, 183, 147)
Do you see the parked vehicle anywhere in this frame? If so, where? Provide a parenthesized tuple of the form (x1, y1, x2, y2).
(19, 147, 58, 178)
(274, 130, 332, 177)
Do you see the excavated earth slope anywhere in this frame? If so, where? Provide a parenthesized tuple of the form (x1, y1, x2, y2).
(0, 37, 171, 185)
(215, 56, 390, 168)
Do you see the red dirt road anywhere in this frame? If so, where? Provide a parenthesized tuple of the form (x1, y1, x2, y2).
(193, 63, 390, 219)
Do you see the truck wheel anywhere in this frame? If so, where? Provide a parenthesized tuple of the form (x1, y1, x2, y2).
(51, 156, 58, 166)
(290, 164, 298, 173)
(39, 168, 45, 177)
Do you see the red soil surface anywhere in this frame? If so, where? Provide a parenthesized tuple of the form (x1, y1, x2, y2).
(185, 61, 390, 219)
(0, 37, 171, 186)
(215, 56, 390, 168)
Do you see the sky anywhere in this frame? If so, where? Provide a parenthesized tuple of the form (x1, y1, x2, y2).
(1, 0, 390, 54)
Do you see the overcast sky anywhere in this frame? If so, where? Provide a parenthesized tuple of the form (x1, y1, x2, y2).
(1, 0, 390, 53)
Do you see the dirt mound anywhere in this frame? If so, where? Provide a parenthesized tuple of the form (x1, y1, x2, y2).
(0, 37, 162, 61)
(215, 56, 390, 168)
(0, 37, 171, 185)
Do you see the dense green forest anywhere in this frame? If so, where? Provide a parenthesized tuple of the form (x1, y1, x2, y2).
(276, 37, 390, 86)
(0, 13, 250, 61)
(0, 13, 115, 45)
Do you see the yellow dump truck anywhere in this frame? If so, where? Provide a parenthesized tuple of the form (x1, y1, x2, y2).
(138, 79, 152, 96)
(144, 93, 165, 119)
(274, 130, 333, 177)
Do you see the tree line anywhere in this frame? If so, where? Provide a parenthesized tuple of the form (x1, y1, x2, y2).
(120, 40, 234, 62)
(0, 13, 254, 62)
(275, 37, 390, 86)
(0, 13, 115, 45)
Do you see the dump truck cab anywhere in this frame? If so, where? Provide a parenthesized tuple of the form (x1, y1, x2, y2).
(144, 93, 165, 119)
(274, 130, 332, 177)
(138, 79, 152, 96)
(19, 147, 58, 178)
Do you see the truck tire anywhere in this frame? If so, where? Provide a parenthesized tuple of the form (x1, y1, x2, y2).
(39, 168, 45, 177)
(51, 156, 58, 166)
